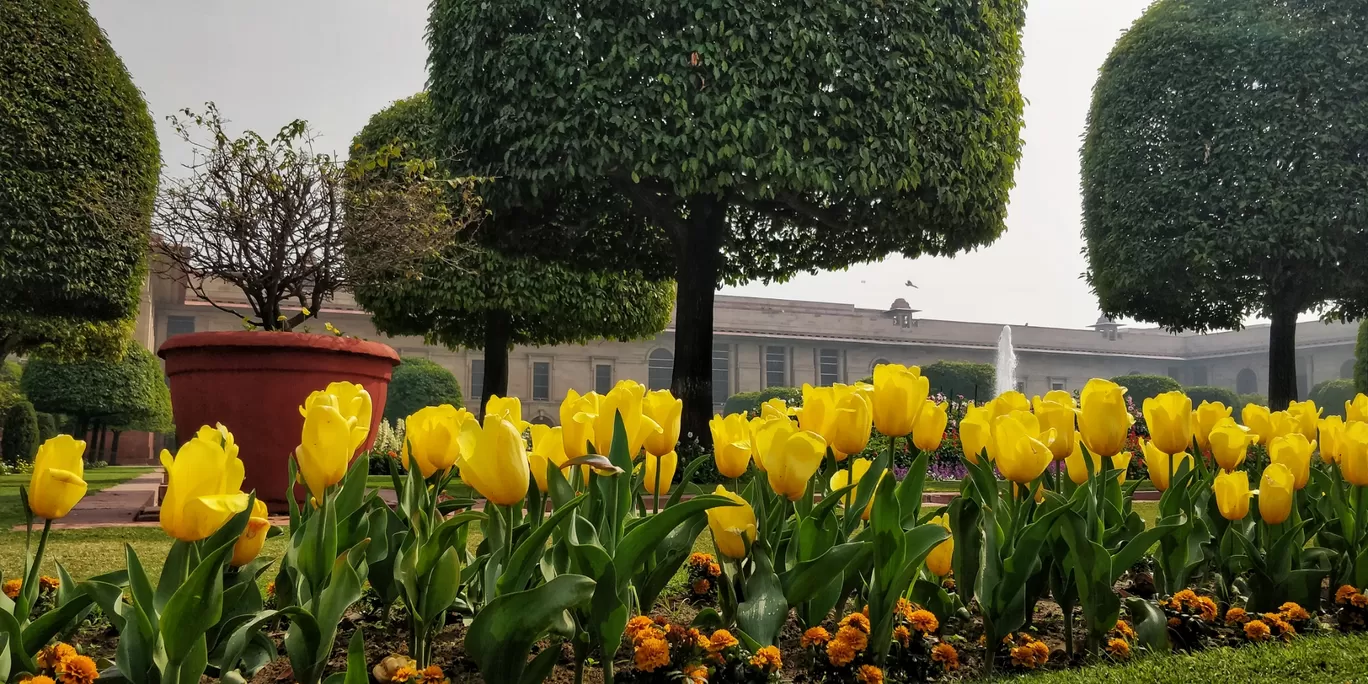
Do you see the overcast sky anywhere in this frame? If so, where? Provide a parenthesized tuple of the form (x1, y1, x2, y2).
(91, 0, 1156, 330)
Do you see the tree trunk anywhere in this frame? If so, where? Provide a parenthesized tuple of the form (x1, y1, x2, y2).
(93, 420, 106, 463)
(480, 309, 512, 418)
(671, 195, 728, 447)
(110, 430, 122, 466)
(1268, 298, 1299, 410)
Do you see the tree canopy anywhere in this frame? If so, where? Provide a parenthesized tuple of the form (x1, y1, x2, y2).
(0, 0, 159, 358)
(427, 0, 1027, 433)
(345, 93, 675, 401)
(21, 342, 174, 433)
(1082, 0, 1368, 408)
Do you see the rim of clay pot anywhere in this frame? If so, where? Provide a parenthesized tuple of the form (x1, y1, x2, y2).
(158, 330, 400, 364)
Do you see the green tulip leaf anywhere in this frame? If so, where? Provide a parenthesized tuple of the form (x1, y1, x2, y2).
(666, 453, 715, 509)
(155, 539, 192, 616)
(1111, 519, 1184, 581)
(780, 541, 870, 605)
(422, 547, 463, 622)
(0, 607, 35, 675)
(615, 494, 737, 579)
(896, 449, 930, 527)
(160, 538, 235, 665)
(1125, 596, 1171, 653)
(736, 543, 788, 647)
(498, 494, 585, 596)
(466, 574, 596, 684)
(125, 543, 159, 633)
(637, 515, 710, 611)
(21, 593, 94, 657)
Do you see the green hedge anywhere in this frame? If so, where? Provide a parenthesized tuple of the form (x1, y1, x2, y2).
(1310, 379, 1357, 418)
(36, 413, 58, 441)
(21, 343, 173, 433)
(923, 361, 996, 402)
(723, 387, 804, 417)
(2, 400, 39, 463)
(384, 357, 464, 422)
(1357, 321, 1368, 394)
(1110, 374, 1181, 404)
(0, 0, 159, 355)
(1183, 385, 1238, 408)
(1237, 393, 1267, 408)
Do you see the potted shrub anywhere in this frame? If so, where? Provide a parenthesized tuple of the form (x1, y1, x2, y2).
(152, 106, 476, 506)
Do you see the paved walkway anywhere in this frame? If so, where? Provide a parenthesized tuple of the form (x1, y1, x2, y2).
(20, 471, 1159, 530)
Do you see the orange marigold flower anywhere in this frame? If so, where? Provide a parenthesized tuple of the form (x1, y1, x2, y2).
(835, 625, 869, 653)
(750, 645, 782, 672)
(39, 575, 60, 591)
(1106, 638, 1131, 659)
(896, 596, 916, 621)
(265, 581, 276, 597)
(2, 579, 20, 599)
(909, 609, 939, 634)
(893, 625, 912, 646)
(1354, 593, 1368, 609)
(688, 628, 710, 649)
(1009, 645, 1039, 669)
(626, 615, 657, 642)
(1336, 585, 1358, 605)
(1173, 589, 1198, 605)
(931, 642, 960, 671)
(855, 664, 884, 683)
(419, 665, 447, 684)
(1225, 607, 1250, 625)
(57, 654, 100, 684)
(839, 612, 871, 633)
(1113, 620, 1136, 640)
(37, 643, 77, 669)
(707, 562, 721, 578)
(634, 637, 670, 672)
(708, 629, 739, 652)
(390, 667, 420, 683)
(20, 677, 56, 684)
(1167, 617, 1181, 627)
(1030, 640, 1050, 660)
(1195, 596, 1218, 622)
(1244, 620, 1271, 642)
(801, 626, 831, 648)
(1278, 602, 1310, 621)
(689, 552, 714, 568)
(684, 664, 709, 684)
(826, 637, 857, 666)
(692, 578, 711, 595)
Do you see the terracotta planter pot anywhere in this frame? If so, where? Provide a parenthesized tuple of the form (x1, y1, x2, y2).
(159, 331, 400, 509)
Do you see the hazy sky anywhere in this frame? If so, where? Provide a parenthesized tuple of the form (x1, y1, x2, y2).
(91, 0, 1156, 330)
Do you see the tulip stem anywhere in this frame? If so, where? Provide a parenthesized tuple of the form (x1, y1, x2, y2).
(845, 458, 855, 512)
(653, 457, 662, 514)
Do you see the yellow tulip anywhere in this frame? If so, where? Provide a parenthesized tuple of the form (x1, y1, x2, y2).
(1320, 415, 1346, 464)
(994, 413, 1055, 485)
(592, 381, 661, 457)
(831, 386, 874, 456)
(759, 397, 796, 420)
(457, 414, 531, 506)
(1287, 400, 1322, 440)
(1340, 421, 1368, 486)
(1258, 463, 1294, 525)
(710, 413, 753, 478)
(1347, 394, 1368, 424)
(1078, 379, 1133, 458)
(1143, 391, 1193, 455)
(231, 499, 271, 567)
(300, 381, 372, 451)
(1268, 433, 1314, 490)
(1191, 401, 1233, 452)
(765, 425, 827, 501)
(160, 426, 249, 542)
(829, 458, 883, 520)
(1044, 389, 1076, 409)
(1269, 411, 1301, 442)
(560, 389, 600, 459)
(1013, 481, 1047, 502)
(990, 391, 1031, 420)
(528, 424, 572, 492)
(642, 390, 682, 457)
(797, 384, 839, 444)
(1112, 451, 1132, 484)
(643, 450, 678, 495)
(1242, 404, 1275, 444)
(871, 363, 928, 437)
(297, 393, 363, 501)
(706, 486, 756, 559)
(402, 404, 470, 477)
(912, 400, 949, 452)
(926, 514, 954, 577)
(1212, 470, 1252, 521)
(959, 403, 995, 464)
(1208, 418, 1258, 471)
(750, 415, 793, 472)
(1142, 440, 1192, 492)
(27, 435, 88, 520)
(1032, 395, 1077, 460)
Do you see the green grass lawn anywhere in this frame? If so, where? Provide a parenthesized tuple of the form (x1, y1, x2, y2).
(0, 466, 154, 529)
(1009, 631, 1368, 683)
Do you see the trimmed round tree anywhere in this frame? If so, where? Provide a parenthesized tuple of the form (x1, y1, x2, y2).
(20, 343, 174, 441)
(1083, 0, 1368, 409)
(2, 400, 40, 464)
(385, 357, 464, 423)
(0, 0, 159, 358)
(428, 0, 1028, 436)
(347, 93, 674, 403)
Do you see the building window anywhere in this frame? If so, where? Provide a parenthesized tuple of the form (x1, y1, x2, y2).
(532, 361, 551, 401)
(166, 315, 195, 337)
(1014, 379, 1026, 393)
(594, 363, 614, 394)
(1048, 377, 1067, 391)
(1236, 368, 1258, 394)
(818, 349, 842, 386)
(765, 346, 788, 388)
(470, 359, 485, 400)
(712, 344, 731, 405)
(648, 348, 673, 391)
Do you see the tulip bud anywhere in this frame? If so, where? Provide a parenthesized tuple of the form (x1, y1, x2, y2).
(529, 424, 571, 492)
(1143, 391, 1193, 455)
(403, 404, 469, 477)
(1213, 470, 1252, 521)
(911, 400, 949, 452)
(1347, 394, 1368, 424)
(231, 499, 271, 567)
(1142, 440, 1192, 492)
(829, 458, 883, 520)
(1340, 421, 1368, 486)
(994, 413, 1054, 485)
(959, 403, 994, 464)
(1209, 418, 1257, 471)
(161, 426, 249, 542)
(1258, 464, 1294, 525)
(871, 363, 928, 438)
(1191, 401, 1233, 452)
(926, 514, 954, 577)
(457, 414, 531, 506)
(706, 486, 756, 559)
(710, 413, 754, 478)
(1078, 379, 1133, 458)
(642, 390, 683, 457)
(560, 389, 600, 459)
(1320, 415, 1346, 464)
(27, 435, 88, 520)
(1242, 403, 1275, 445)
(831, 386, 874, 457)
(592, 381, 661, 457)
(643, 450, 678, 495)
(765, 426, 826, 501)
(1286, 400, 1322, 441)
(1268, 433, 1314, 490)
(1032, 395, 1076, 460)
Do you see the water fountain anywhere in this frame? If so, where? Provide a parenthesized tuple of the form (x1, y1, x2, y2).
(995, 325, 1017, 398)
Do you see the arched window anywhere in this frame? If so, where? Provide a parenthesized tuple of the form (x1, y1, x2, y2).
(648, 348, 674, 391)
(1342, 359, 1356, 380)
(529, 413, 557, 427)
(1236, 368, 1258, 395)
(871, 358, 892, 373)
